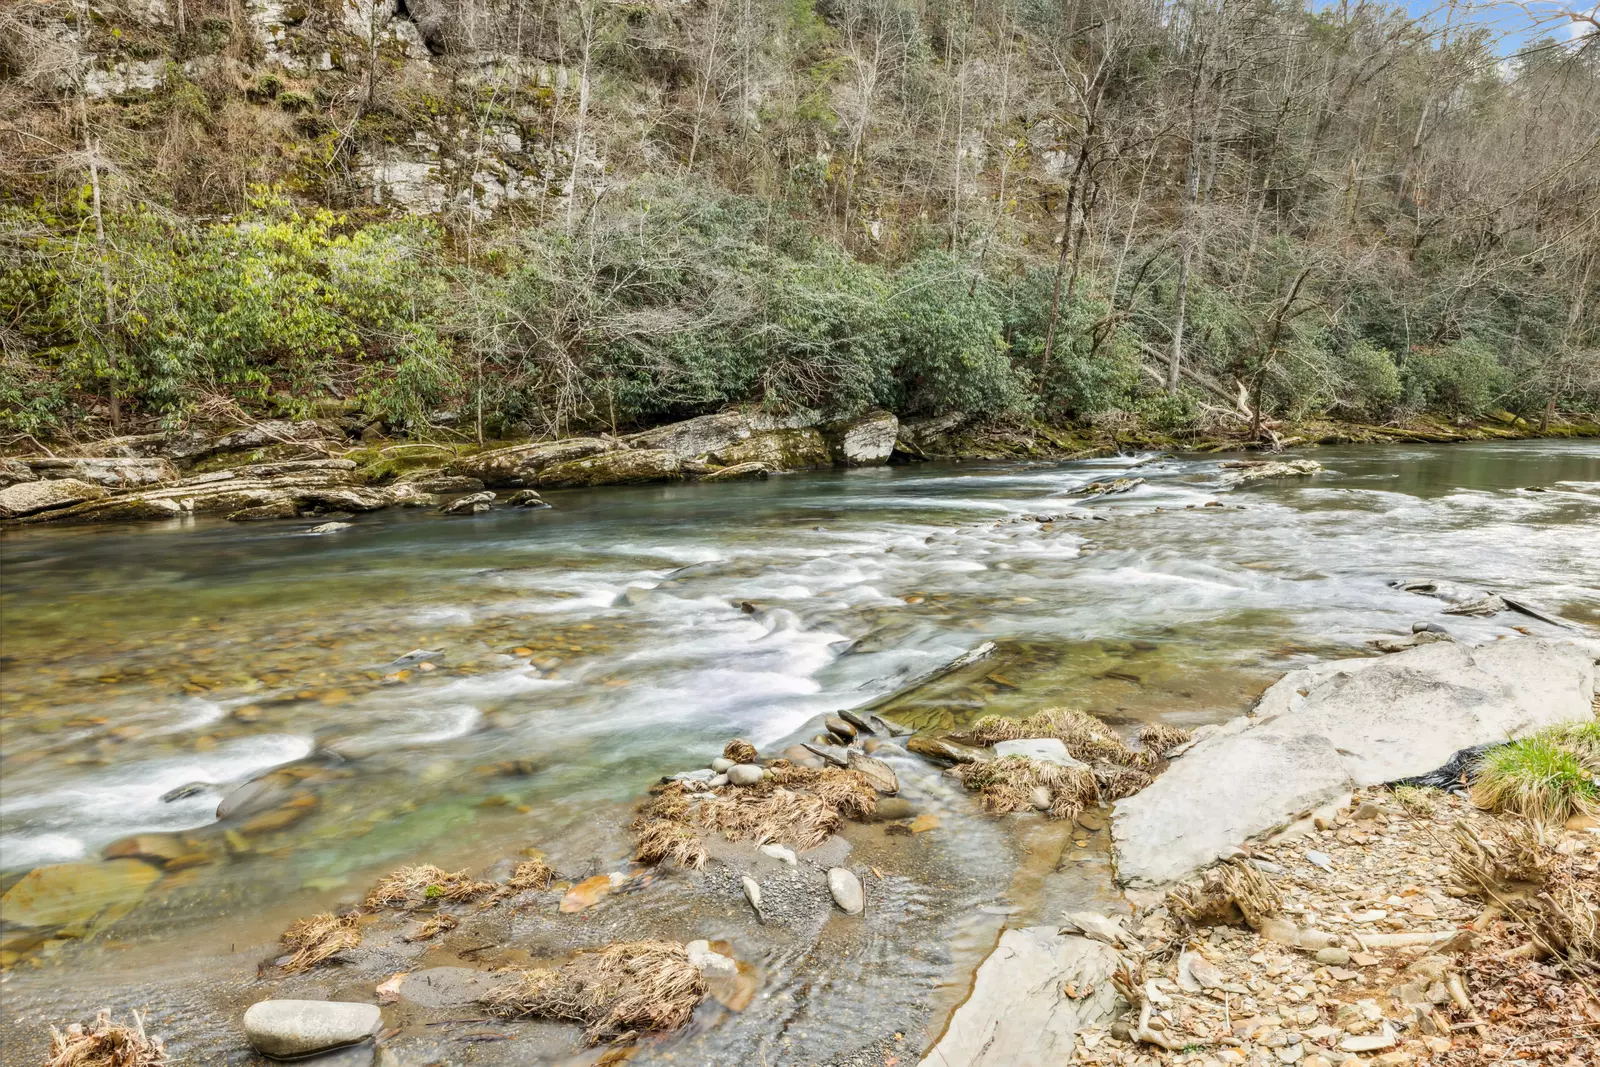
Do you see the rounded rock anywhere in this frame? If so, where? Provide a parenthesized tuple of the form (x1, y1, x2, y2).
(710, 757, 735, 773)
(728, 764, 765, 786)
(827, 867, 864, 915)
(825, 716, 857, 742)
(741, 876, 762, 911)
(243, 1000, 381, 1059)
(1030, 785, 1052, 811)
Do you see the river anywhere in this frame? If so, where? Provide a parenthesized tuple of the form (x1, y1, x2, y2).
(1, 440, 1596, 1063)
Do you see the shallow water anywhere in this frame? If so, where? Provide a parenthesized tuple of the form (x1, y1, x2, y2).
(2, 440, 1597, 1059)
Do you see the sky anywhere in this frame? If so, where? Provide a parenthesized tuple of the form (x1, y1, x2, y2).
(1314, 1, 1600, 55)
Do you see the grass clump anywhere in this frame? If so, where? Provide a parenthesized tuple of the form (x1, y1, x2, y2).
(1470, 730, 1599, 824)
(280, 911, 361, 973)
(1390, 784, 1439, 817)
(506, 859, 555, 891)
(483, 940, 706, 1044)
(966, 707, 1164, 803)
(405, 913, 459, 941)
(365, 864, 498, 909)
(951, 756, 1099, 820)
(1167, 859, 1282, 930)
(722, 739, 758, 764)
(1137, 723, 1193, 757)
(47, 1010, 165, 1067)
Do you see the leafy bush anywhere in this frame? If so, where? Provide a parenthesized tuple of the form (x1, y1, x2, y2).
(885, 253, 1027, 418)
(1402, 338, 1508, 416)
(1338, 340, 1403, 420)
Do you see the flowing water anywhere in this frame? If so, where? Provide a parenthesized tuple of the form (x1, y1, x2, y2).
(1, 440, 1597, 1062)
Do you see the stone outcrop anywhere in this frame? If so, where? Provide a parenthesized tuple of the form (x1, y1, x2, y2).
(24, 456, 177, 486)
(445, 438, 617, 487)
(918, 927, 1121, 1067)
(821, 410, 898, 466)
(0, 478, 108, 518)
(537, 448, 683, 489)
(709, 427, 832, 470)
(1112, 638, 1597, 887)
(0, 458, 38, 487)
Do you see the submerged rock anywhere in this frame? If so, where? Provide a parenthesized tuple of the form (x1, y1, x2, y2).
(0, 859, 162, 931)
(242, 1000, 381, 1059)
(308, 521, 352, 534)
(917, 928, 1120, 1066)
(905, 735, 988, 764)
(537, 448, 683, 489)
(1113, 638, 1596, 886)
(505, 489, 548, 507)
(700, 461, 770, 482)
(1070, 476, 1144, 498)
(1218, 458, 1322, 486)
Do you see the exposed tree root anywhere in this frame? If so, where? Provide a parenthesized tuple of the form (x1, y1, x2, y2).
(1166, 859, 1283, 930)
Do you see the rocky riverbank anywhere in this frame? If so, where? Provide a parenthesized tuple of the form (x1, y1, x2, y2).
(3, 408, 1596, 527)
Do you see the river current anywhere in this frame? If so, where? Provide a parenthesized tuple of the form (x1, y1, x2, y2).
(1, 440, 1597, 1059)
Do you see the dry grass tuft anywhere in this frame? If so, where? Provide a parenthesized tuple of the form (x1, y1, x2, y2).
(1091, 761, 1155, 801)
(1137, 723, 1193, 757)
(952, 756, 1100, 820)
(631, 766, 879, 864)
(969, 707, 1153, 768)
(47, 1010, 165, 1067)
(1389, 783, 1439, 817)
(484, 940, 707, 1044)
(1167, 859, 1282, 930)
(1451, 818, 1598, 971)
(406, 912, 459, 941)
(280, 911, 361, 973)
(365, 864, 498, 910)
(507, 859, 555, 891)
(1470, 732, 1598, 824)
(722, 739, 758, 764)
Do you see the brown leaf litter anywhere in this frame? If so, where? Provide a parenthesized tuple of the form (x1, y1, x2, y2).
(47, 1010, 165, 1067)
(631, 761, 879, 866)
(279, 911, 362, 974)
(483, 940, 707, 1045)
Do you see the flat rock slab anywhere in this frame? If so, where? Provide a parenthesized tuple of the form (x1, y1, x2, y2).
(1114, 638, 1596, 887)
(993, 737, 1089, 769)
(243, 999, 381, 1059)
(918, 927, 1120, 1067)
(0, 478, 108, 518)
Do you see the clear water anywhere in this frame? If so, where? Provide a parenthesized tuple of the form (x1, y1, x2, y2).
(1, 440, 1597, 1057)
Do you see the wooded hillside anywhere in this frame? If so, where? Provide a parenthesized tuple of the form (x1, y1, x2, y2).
(2, 0, 1597, 441)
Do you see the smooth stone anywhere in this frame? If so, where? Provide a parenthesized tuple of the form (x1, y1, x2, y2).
(870, 797, 918, 822)
(1030, 785, 1053, 811)
(741, 876, 762, 911)
(710, 757, 735, 773)
(917, 927, 1120, 1066)
(759, 843, 797, 865)
(905, 735, 988, 764)
(102, 834, 189, 865)
(243, 1000, 382, 1059)
(728, 764, 765, 786)
(825, 715, 858, 741)
(1316, 947, 1352, 966)
(0, 478, 107, 518)
(847, 752, 899, 794)
(827, 867, 864, 914)
(308, 521, 351, 534)
(781, 745, 825, 769)
(0, 859, 161, 930)
(993, 737, 1090, 769)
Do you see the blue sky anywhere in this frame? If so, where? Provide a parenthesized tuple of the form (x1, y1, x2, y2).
(1314, 1, 1599, 55)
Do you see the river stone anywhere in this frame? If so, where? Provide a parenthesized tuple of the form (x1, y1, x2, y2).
(741, 876, 762, 911)
(27, 456, 177, 487)
(685, 939, 739, 976)
(711, 757, 735, 773)
(708, 428, 832, 472)
(1113, 638, 1596, 887)
(217, 772, 294, 819)
(440, 491, 494, 515)
(905, 735, 988, 764)
(446, 438, 614, 487)
(917, 928, 1120, 1067)
(822, 411, 898, 466)
(309, 521, 352, 534)
(506, 489, 547, 507)
(537, 448, 683, 489)
(847, 752, 899, 794)
(825, 715, 857, 741)
(993, 737, 1090, 769)
(727, 764, 765, 786)
(759, 843, 797, 865)
(701, 461, 769, 482)
(243, 1000, 381, 1059)
(0, 478, 108, 518)
(0, 859, 162, 930)
(827, 867, 864, 914)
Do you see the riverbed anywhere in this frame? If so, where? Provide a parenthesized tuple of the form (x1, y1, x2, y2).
(2, 440, 1596, 1063)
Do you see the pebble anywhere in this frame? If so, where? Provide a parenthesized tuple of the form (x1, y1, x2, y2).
(741, 876, 762, 911)
(759, 843, 797, 865)
(1315, 947, 1351, 966)
(711, 757, 734, 773)
(242, 1000, 381, 1059)
(1305, 849, 1334, 872)
(827, 867, 864, 914)
(728, 764, 765, 786)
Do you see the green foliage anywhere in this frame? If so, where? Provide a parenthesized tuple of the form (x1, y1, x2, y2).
(1402, 338, 1509, 416)
(1471, 731, 1599, 824)
(1338, 341, 1403, 421)
(885, 253, 1026, 417)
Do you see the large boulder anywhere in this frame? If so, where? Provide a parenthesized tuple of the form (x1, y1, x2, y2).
(822, 411, 899, 466)
(16, 496, 186, 524)
(537, 448, 683, 488)
(918, 927, 1121, 1067)
(626, 412, 760, 459)
(25, 457, 177, 487)
(0, 478, 108, 518)
(709, 428, 832, 471)
(446, 438, 616, 487)
(1113, 639, 1597, 887)
(0, 458, 38, 487)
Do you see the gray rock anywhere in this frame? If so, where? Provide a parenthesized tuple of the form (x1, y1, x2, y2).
(838, 708, 886, 736)
(1306, 850, 1334, 872)
(0, 478, 108, 518)
(537, 449, 683, 489)
(242, 999, 381, 1059)
(993, 737, 1090, 769)
(506, 489, 547, 507)
(822, 411, 899, 466)
(827, 867, 864, 914)
(759, 843, 797, 865)
(626, 412, 759, 459)
(26, 456, 177, 487)
(401, 474, 485, 494)
(825, 715, 858, 741)
(701, 461, 769, 482)
(440, 491, 494, 515)
(917, 928, 1120, 1067)
(741, 876, 761, 911)
(685, 939, 738, 976)
(1218, 458, 1322, 486)
(228, 499, 299, 522)
(727, 764, 765, 786)
(1315, 946, 1351, 966)
(309, 521, 352, 534)
(1113, 638, 1595, 887)
(847, 752, 899, 794)
(710, 757, 735, 773)
(0, 458, 38, 487)
(446, 438, 616, 487)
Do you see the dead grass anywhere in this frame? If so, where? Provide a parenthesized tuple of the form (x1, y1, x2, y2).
(630, 765, 879, 865)
(1092, 761, 1155, 801)
(405, 913, 459, 941)
(47, 1010, 165, 1067)
(1166, 859, 1283, 930)
(969, 707, 1154, 768)
(1451, 818, 1598, 972)
(952, 755, 1099, 820)
(506, 859, 555, 891)
(1390, 783, 1439, 817)
(484, 940, 707, 1044)
(722, 739, 757, 764)
(1137, 723, 1193, 757)
(365, 864, 498, 910)
(279, 911, 361, 973)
